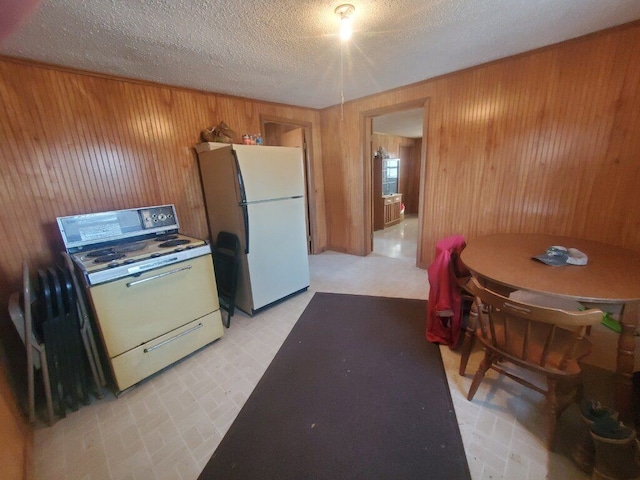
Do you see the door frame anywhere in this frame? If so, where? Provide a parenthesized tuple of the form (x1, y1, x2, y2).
(360, 98, 429, 262)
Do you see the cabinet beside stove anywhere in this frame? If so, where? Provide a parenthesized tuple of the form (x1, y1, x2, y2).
(86, 254, 223, 392)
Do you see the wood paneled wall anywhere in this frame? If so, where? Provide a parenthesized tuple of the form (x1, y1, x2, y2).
(0, 58, 325, 293)
(402, 139, 422, 215)
(264, 122, 299, 146)
(320, 21, 640, 267)
(0, 58, 326, 474)
(371, 133, 414, 158)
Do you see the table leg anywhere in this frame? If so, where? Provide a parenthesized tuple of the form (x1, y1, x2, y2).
(615, 302, 639, 424)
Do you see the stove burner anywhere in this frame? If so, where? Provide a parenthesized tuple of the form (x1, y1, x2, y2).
(155, 234, 178, 242)
(86, 248, 115, 258)
(93, 253, 126, 263)
(158, 239, 191, 248)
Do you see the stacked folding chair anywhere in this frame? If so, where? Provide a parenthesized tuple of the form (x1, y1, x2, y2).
(8, 262, 55, 424)
(213, 231, 241, 328)
(8, 259, 105, 423)
(36, 267, 90, 417)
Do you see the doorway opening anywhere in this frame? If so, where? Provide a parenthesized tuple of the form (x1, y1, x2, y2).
(260, 116, 316, 254)
(363, 101, 428, 264)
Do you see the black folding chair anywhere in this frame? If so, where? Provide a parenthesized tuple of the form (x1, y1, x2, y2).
(213, 232, 240, 328)
(37, 267, 92, 418)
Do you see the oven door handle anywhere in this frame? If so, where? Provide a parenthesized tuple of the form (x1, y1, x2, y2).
(126, 265, 192, 287)
(144, 322, 203, 353)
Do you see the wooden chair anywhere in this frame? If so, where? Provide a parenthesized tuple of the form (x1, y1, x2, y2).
(465, 277, 603, 449)
(459, 286, 585, 376)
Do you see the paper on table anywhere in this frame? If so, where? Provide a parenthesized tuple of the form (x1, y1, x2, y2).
(533, 246, 588, 266)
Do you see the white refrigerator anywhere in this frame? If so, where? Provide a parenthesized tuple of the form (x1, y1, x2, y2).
(196, 142, 310, 315)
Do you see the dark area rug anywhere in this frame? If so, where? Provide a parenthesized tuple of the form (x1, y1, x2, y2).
(199, 292, 470, 480)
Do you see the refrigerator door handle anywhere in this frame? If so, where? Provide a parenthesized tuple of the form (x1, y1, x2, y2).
(232, 150, 250, 254)
(240, 204, 250, 254)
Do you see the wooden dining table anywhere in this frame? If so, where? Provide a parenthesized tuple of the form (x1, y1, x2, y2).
(461, 233, 640, 423)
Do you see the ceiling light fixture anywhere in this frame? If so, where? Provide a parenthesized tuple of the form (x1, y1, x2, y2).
(335, 4, 355, 41)
(334, 4, 355, 120)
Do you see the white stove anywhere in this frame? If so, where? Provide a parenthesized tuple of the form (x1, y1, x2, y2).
(58, 205, 211, 285)
(56, 204, 224, 393)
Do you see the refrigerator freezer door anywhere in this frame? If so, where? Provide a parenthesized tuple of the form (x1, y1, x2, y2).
(245, 197, 309, 311)
(233, 144, 305, 202)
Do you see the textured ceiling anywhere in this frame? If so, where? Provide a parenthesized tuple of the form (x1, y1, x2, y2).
(1, 1, 640, 110)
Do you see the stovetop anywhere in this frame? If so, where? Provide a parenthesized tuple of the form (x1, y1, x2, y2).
(72, 233, 207, 272)
(70, 233, 211, 286)
(57, 205, 211, 286)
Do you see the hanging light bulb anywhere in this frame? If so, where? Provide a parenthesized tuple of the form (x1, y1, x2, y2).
(339, 14, 352, 41)
(335, 4, 355, 42)
(340, 18, 351, 41)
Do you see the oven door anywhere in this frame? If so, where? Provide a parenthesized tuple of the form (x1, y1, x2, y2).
(110, 313, 221, 391)
(88, 255, 220, 358)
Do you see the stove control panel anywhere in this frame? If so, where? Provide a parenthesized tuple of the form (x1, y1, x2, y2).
(58, 204, 180, 251)
(141, 206, 176, 229)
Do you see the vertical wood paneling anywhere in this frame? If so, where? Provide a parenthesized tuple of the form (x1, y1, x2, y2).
(320, 21, 640, 266)
(405, 139, 422, 214)
(0, 60, 327, 442)
(371, 133, 413, 157)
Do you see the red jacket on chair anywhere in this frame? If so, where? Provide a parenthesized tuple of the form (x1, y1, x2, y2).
(426, 235, 469, 347)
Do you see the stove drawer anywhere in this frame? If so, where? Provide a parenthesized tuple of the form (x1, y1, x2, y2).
(88, 255, 220, 357)
(110, 311, 223, 391)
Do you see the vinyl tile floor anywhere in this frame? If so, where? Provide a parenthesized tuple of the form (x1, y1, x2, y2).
(34, 214, 625, 479)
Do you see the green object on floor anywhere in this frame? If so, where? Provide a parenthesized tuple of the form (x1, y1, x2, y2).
(601, 312, 622, 333)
